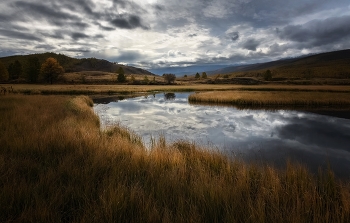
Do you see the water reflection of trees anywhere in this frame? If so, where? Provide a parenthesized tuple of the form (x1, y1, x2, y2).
(164, 93, 176, 100)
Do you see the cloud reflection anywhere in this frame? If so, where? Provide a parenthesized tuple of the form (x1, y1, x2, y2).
(94, 93, 350, 178)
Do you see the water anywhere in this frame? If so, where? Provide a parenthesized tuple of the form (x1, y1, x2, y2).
(93, 92, 350, 179)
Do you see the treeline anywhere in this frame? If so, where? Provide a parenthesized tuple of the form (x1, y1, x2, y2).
(0, 57, 64, 84)
(0, 58, 41, 83)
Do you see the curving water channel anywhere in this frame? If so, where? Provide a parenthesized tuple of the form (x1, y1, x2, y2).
(93, 92, 350, 179)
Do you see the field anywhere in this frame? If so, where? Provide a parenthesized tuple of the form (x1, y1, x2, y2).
(1, 94, 350, 222)
(2, 83, 350, 95)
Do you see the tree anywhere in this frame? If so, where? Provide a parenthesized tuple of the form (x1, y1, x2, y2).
(131, 75, 136, 83)
(195, 72, 200, 78)
(117, 67, 126, 82)
(202, 72, 207, 79)
(264, 69, 272, 81)
(0, 61, 9, 81)
(8, 60, 22, 80)
(184, 75, 187, 78)
(143, 75, 149, 84)
(26, 57, 40, 83)
(40, 57, 64, 84)
(163, 73, 176, 84)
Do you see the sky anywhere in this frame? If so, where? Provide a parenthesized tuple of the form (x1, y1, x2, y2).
(1, 0, 350, 73)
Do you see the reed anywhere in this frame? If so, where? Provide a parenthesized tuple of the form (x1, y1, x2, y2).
(189, 91, 350, 107)
(1, 94, 350, 222)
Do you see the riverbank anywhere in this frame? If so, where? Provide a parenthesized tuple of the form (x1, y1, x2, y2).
(189, 91, 350, 108)
(1, 94, 350, 222)
(2, 83, 350, 95)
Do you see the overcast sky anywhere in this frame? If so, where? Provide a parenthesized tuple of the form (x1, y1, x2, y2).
(1, 0, 350, 72)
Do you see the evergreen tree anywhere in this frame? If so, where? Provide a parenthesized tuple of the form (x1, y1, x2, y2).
(26, 57, 40, 83)
(117, 67, 126, 83)
(202, 72, 207, 79)
(264, 69, 272, 81)
(0, 61, 9, 81)
(195, 72, 200, 78)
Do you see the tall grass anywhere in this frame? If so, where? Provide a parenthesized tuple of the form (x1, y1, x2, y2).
(1, 95, 350, 222)
(189, 91, 350, 107)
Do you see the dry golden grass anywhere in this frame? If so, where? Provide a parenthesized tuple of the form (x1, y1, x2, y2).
(3, 83, 350, 95)
(1, 94, 350, 222)
(189, 91, 350, 107)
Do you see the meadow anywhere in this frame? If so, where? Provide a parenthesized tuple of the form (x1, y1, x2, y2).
(2, 83, 350, 95)
(1, 94, 350, 222)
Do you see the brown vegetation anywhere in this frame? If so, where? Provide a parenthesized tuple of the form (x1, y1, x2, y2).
(1, 94, 350, 222)
(189, 91, 350, 108)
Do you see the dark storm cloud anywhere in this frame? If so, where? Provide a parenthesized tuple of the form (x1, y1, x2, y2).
(115, 50, 143, 62)
(12, 1, 78, 21)
(242, 39, 260, 51)
(227, 31, 239, 41)
(110, 15, 148, 30)
(0, 29, 42, 41)
(72, 32, 90, 40)
(279, 15, 350, 47)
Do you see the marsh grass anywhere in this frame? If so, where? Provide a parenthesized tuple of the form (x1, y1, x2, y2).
(1, 95, 350, 222)
(189, 91, 350, 107)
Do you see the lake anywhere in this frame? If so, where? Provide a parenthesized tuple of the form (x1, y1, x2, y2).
(93, 92, 350, 179)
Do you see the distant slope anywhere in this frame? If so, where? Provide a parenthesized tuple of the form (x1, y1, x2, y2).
(208, 49, 350, 79)
(0, 52, 155, 75)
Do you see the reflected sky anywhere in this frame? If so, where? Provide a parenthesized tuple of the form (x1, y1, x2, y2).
(94, 93, 350, 179)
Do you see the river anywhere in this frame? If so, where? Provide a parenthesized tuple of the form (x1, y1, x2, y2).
(93, 92, 350, 179)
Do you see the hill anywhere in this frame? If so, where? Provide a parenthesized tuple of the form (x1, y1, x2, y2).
(0, 52, 154, 75)
(208, 49, 350, 79)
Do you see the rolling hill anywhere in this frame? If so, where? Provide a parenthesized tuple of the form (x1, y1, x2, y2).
(207, 49, 350, 79)
(0, 52, 155, 75)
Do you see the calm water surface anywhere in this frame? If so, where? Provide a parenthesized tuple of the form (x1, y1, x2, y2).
(94, 92, 350, 178)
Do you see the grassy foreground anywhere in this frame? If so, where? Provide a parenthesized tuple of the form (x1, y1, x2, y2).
(189, 91, 350, 108)
(1, 95, 350, 222)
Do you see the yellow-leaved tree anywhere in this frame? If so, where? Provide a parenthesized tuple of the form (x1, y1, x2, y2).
(40, 57, 64, 84)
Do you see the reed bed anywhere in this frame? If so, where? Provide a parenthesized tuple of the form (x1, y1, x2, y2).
(189, 91, 350, 107)
(1, 94, 350, 222)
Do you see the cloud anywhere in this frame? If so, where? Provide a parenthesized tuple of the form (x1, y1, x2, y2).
(12, 1, 78, 21)
(227, 31, 240, 41)
(110, 15, 148, 30)
(0, 29, 42, 41)
(279, 15, 350, 47)
(72, 32, 90, 40)
(242, 38, 260, 51)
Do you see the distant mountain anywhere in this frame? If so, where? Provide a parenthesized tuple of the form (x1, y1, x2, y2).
(206, 49, 350, 78)
(0, 52, 155, 75)
(150, 65, 229, 76)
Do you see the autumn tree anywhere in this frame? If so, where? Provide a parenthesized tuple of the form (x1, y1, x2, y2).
(117, 67, 126, 82)
(163, 73, 176, 84)
(195, 72, 200, 78)
(40, 57, 64, 84)
(202, 72, 207, 79)
(0, 61, 9, 81)
(26, 57, 40, 83)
